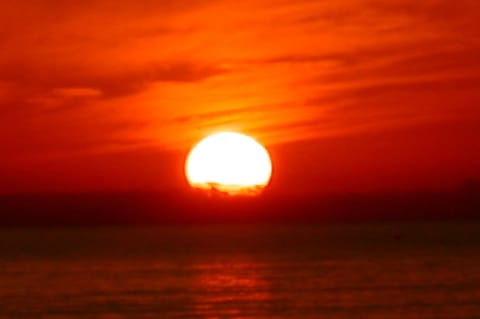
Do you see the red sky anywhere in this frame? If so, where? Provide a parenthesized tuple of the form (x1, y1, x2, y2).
(1, 0, 479, 194)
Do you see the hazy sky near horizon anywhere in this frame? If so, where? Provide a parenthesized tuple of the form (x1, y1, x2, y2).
(1, 0, 479, 193)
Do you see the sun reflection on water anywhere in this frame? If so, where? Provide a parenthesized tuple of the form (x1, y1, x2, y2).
(192, 258, 273, 318)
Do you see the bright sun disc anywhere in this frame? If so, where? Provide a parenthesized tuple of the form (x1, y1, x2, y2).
(185, 132, 272, 195)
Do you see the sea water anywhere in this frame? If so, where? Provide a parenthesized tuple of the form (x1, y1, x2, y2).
(1, 223, 480, 318)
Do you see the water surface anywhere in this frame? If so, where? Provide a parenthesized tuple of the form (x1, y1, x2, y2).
(1, 223, 480, 318)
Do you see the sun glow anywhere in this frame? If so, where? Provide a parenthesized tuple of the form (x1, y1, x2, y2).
(185, 132, 272, 195)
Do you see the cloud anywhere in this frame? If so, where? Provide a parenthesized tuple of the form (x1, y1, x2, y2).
(0, 0, 228, 116)
(0, 61, 227, 96)
(0, 61, 228, 118)
(1, 0, 479, 162)
(52, 88, 103, 98)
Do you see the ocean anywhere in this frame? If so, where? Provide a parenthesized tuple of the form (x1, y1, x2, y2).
(1, 223, 480, 318)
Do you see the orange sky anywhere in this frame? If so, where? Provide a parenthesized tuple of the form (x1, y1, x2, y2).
(1, 0, 479, 194)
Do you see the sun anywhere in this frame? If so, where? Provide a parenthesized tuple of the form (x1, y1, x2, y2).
(185, 132, 272, 195)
